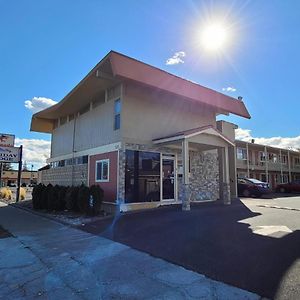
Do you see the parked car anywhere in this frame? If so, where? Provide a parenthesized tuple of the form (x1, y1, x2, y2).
(237, 178, 270, 198)
(276, 180, 300, 193)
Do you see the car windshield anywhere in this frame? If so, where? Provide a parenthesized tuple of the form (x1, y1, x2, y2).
(247, 178, 265, 184)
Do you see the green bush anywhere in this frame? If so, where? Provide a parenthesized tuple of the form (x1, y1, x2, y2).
(77, 184, 90, 214)
(47, 184, 60, 210)
(65, 186, 80, 212)
(32, 184, 44, 209)
(41, 184, 53, 210)
(32, 183, 104, 215)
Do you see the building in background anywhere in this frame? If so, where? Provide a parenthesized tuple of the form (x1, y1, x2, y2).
(236, 140, 300, 189)
(0, 170, 38, 187)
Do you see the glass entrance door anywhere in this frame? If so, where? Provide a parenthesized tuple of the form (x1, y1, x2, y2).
(162, 157, 175, 201)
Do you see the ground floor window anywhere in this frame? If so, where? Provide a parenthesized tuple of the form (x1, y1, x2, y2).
(95, 159, 109, 182)
(125, 150, 160, 203)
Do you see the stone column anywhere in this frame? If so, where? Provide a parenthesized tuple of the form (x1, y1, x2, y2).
(218, 147, 231, 205)
(117, 149, 126, 204)
(182, 139, 190, 211)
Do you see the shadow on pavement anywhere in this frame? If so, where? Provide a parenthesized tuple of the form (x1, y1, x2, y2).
(80, 199, 300, 299)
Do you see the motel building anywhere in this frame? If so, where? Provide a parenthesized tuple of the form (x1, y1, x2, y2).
(236, 140, 300, 189)
(31, 51, 250, 212)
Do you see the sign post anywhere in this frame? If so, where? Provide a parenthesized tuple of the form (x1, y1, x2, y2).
(16, 146, 23, 203)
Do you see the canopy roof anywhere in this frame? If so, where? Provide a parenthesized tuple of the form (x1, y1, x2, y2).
(153, 125, 235, 147)
(31, 51, 251, 133)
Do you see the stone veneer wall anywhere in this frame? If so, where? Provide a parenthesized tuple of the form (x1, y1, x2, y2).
(182, 150, 219, 201)
(41, 165, 88, 186)
(118, 143, 219, 204)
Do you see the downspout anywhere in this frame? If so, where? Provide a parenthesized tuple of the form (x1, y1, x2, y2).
(264, 146, 269, 183)
(280, 149, 283, 183)
(246, 142, 250, 178)
(288, 150, 292, 182)
(71, 114, 77, 186)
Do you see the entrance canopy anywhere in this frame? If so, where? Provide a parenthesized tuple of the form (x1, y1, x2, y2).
(153, 125, 235, 210)
(153, 125, 234, 149)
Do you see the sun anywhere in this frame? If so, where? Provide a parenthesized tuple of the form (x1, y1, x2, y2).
(200, 22, 230, 52)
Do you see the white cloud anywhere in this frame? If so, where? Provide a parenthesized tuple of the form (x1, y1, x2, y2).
(15, 138, 51, 170)
(25, 97, 57, 113)
(236, 128, 300, 151)
(166, 51, 186, 65)
(222, 87, 237, 92)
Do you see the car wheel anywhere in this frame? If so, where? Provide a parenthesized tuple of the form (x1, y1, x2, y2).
(279, 187, 286, 193)
(243, 189, 251, 197)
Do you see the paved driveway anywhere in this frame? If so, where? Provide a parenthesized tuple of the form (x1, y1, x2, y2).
(82, 196, 300, 299)
(0, 203, 259, 300)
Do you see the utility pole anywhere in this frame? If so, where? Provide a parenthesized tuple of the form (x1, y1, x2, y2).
(0, 163, 2, 187)
(16, 145, 23, 202)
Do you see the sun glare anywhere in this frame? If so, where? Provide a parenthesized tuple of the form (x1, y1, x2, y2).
(200, 22, 230, 52)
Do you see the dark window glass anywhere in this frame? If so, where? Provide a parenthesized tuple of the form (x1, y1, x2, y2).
(96, 160, 109, 181)
(114, 99, 121, 130)
(82, 156, 88, 164)
(114, 114, 120, 130)
(125, 150, 160, 203)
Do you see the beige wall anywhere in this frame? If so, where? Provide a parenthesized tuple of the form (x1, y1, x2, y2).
(122, 83, 217, 144)
(216, 120, 237, 142)
(51, 92, 121, 158)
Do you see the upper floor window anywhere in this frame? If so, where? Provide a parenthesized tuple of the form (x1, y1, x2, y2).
(280, 155, 288, 164)
(268, 153, 278, 163)
(95, 159, 109, 182)
(114, 99, 121, 130)
(259, 151, 266, 161)
(237, 148, 247, 160)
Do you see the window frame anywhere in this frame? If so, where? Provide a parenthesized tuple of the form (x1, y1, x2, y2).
(95, 159, 110, 183)
(114, 98, 121, 130)
(237, 148, 247, 160)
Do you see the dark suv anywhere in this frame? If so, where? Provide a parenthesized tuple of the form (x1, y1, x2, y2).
(237, 178, 270, 198)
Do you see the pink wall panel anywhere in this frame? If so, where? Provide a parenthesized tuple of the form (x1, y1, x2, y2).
(89, 151, 118, 203)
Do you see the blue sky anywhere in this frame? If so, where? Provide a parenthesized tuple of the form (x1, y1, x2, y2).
(1, 0, 300, 167)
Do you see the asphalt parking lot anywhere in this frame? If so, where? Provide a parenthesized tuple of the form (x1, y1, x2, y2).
(81, 194, 300, 299)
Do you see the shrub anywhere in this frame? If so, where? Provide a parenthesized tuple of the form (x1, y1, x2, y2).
(65, 186, 80, 211)
(41, 184, 53, 210)
(32, 184, 44, 209)
(0, 187, 12, 200)
(57, 186, 67, 211)
(31, 183, 104, 215)
(20, 187, 26, 200)
(77, 184, 90, 214)
(47, 185, 60, 211)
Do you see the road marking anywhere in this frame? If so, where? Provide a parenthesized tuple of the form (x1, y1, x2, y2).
(253, 225, 293, 237)
(257, 204, 300, 212)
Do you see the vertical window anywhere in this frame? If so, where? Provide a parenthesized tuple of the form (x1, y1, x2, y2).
(114, 99, 121, 130)
(237, 148, 247, 160)
(96, 159, 109, 182)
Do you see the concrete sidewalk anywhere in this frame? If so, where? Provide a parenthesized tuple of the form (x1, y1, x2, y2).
(0, 203, 262, 300)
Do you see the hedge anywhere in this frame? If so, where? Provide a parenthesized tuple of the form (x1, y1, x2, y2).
(32, 184, 104, 215)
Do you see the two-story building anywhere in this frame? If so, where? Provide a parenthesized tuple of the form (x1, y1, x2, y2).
(236, 140, 300, 189)
(31, 51, 250, 212)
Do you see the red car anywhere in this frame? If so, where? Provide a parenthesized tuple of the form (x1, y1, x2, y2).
(276, 180, 300, 193)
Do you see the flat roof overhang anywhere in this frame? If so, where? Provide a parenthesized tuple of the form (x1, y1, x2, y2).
(31, 51, 251, 134)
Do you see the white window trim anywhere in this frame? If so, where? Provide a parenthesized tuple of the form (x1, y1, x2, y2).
(237, 148, 247, 160)
(95, 159, 110, 182)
